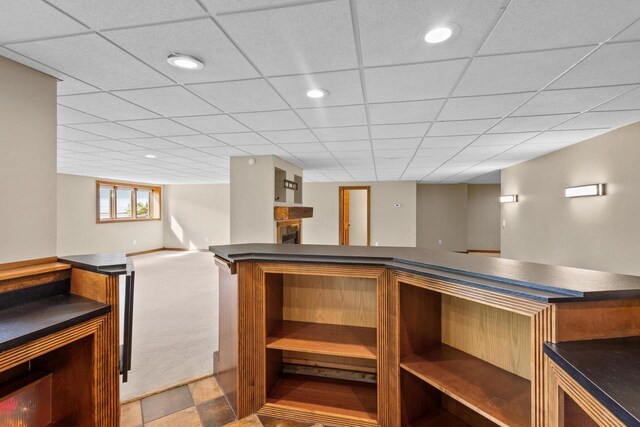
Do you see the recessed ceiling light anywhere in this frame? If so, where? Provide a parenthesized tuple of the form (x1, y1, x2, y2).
(424, 27, 453, 44)
(167, 53, 204, 70)
(145, 154, 157, 159)
(306, 89, 328, 99)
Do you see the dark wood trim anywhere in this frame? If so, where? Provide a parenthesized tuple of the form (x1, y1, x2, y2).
(339, 186, 371, 246)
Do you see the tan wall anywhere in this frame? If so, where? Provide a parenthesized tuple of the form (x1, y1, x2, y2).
(501, 121, 640, 275)
(0, 57, 57, 263)
(303, 181, 417, 247)
(230, 155, 302, 244)
(467, 184, 501, 251)
(163, 184, 230, 250)
(416, 184, 468, 252)
(57, 174, 164, 256)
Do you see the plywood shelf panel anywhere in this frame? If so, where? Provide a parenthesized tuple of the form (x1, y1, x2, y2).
(266, 320, 377, 360)
(410, 409, 472, 427)
(266, 373, 377, 421)
(401, 344, 531, 427)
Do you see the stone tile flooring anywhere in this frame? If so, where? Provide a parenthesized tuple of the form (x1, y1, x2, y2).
(121, 376, 323, 427)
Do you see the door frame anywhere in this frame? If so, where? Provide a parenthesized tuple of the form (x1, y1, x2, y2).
(339, 186, 371, 246)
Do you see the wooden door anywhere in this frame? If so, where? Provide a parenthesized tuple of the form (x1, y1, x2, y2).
(342, 190, 350, 245)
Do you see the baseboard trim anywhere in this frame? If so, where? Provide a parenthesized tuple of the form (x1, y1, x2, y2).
(126, 247, 209, 257)
(467, 249, 501, 254)
(120, 372, 214, 404)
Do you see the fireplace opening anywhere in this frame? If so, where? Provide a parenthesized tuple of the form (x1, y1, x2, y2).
(277, 220, 301, 244)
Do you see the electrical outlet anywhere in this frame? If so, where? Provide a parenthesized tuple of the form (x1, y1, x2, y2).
(502, 219, 507, 228)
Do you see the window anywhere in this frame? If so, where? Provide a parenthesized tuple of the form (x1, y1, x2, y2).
(96, 180, 161, 223)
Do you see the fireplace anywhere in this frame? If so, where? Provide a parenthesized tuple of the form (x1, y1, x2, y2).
(0, 372, 52, 427)
(276, 220, 301, 244)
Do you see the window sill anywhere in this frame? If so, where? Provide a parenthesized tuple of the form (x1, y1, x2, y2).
(96, 218, 161, 224)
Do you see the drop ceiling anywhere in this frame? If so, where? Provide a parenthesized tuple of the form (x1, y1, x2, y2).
(2, 0, 640, 184)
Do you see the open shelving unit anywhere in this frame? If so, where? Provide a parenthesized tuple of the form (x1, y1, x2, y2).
(262, 270, 380, 424)
(399, 280, 534, 427)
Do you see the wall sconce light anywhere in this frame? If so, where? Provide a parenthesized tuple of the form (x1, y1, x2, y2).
(565, 184, 605, 198)
(500, 195, 518, 203)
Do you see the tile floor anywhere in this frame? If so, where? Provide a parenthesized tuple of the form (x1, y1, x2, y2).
(121, 376, 323, 427)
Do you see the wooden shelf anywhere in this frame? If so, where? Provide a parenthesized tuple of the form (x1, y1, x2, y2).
(401, 344, 531, 427)
(410, 409, 472, 427)
(0, 262, 70, 282)
(266, 320, 377, 360)
(266, 373, 377, 421)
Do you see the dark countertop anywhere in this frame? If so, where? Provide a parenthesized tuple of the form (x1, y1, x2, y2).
(58, 253, 133, 276)
(0, 294, 110, 352)
(209, 244, 640, 302)
(544, 338, 640, 426)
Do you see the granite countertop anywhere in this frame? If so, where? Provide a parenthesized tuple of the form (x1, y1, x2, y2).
(544, 338, 640, 426)
(58, 253, 133, 276)
(209, 244, 640, 302)
(0, 294, 110, 352)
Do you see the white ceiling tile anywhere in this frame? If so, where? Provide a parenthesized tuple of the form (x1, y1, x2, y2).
(49, 0, 206, 30)
(57, 92, 159, 121)
(403, 168, 436, 180)
(119, 138, 186, 150)
(212, 132, 272, 146)
(188, 79, 288, 113)
(505, 142, 574, 157)
(297, 105, 367, 128)
(375, 148, 415, 158)
(370, 123, 429, 139)
(105, 19, 258, 84)
(202, 0, 317, 14)
(172, 115, 249, 133)
(117, 119, 198, 136)
(455, 146, 511, 161)
(58, 125, 109, 141)
(525, 129, 610, 144)
(0, 0, 87, 44)
(480, 0, 640, 55)
(553, 110, 640, 130)
(464, 170, 501, 184)
(57, 141, 105, 153)
(357, 0, 504, 67)
(369, 100, 444, 124)
(165, 135, 226, 148)
(550, 42, 640, 89)
(241, 144, 290, 156)
(81, 140, 143, 151)
(440, 93, 532, 121)
(472, 132, 538, 146)
(9, 34, 172, 90)
(57, 105, 105, 125)
(428, 119, 498, 136)
(365, 60, 468, 103)
(269, 70, 364, 108)
(373, 138, 421, 150)
(69, 122, 151, 139)
(489, 114, 576, 133)
(216, 1, 357, 75)
(515, 86, 636, 116)
(348, 169, 377, 180)
(260, 129, 317, 143)
(159, 147, 209, 158)
(232, 110, 305, 131)
(595, 87, 640, 111)
(277, 142, 326, 153)
(421, 135, 478, 148)
(114, 86, 220, 117)
(454, 47, 591, 96)
(415, 147, 461, 158)
(615, 19, 640, 42)
(323, 140, 371, 152)
(314, 126, 369, 141)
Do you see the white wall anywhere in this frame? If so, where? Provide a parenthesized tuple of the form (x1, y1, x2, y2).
(163, 184, 230, 250)
(57, 174, 163, 256)
(303, 181, 417, 247)
(502, 121, 640, 275)
(0, 57, 57, 263)
(347, 189, 368, 246)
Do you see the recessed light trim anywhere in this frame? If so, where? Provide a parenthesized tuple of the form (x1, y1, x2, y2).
(167, 53, 204, 70)
(306, 88, 328, 99)
(424, 27, 453, 44)
(144, 154, 157, 159)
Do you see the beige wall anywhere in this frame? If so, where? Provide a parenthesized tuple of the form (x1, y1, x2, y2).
(163, 184, 230, 250)
(467, 184, 501, 251)
(230, 155, 302, 244)
(502, 121, 640, 275)
(0, 57, 57, 263)
(303, 181, 417, 247)
(57, 174, 163, 256)
(416, 184, 468, 252)
(347, 189, 368, 246)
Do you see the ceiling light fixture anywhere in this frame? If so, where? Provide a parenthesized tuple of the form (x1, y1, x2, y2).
(167, 53, 204, 70)
(565, 184, 605, 198)
(306, 88, 328, 99)
(424, 26, 453, 44)
(144, 154, 157, 159)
